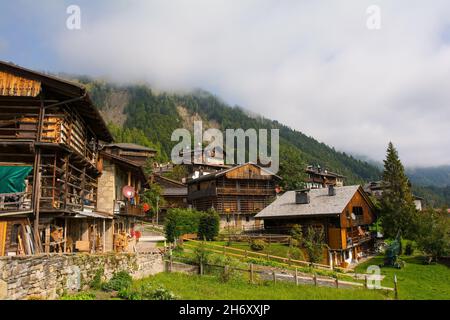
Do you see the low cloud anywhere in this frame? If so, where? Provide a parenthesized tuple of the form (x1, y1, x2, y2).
(3, 0, 450, 166)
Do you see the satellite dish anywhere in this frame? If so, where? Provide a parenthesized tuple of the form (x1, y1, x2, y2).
(122, 185, 135, 199)
(351, 213, 356, 220)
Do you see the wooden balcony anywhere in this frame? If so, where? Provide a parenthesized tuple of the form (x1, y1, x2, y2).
(216, 187, 275, 196)
(113, 200, 145, 217)
(188, 188, 217, 201)
(0, 191, 32, 214)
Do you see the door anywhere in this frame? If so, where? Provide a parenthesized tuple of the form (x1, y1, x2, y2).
(0, 221, 7, 256)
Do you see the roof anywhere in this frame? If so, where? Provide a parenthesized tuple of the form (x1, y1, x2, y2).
(187, 162, 282, 184)
(306, 167, 345, 178)
(162, 187, 188, 197)
(0, 61, 113, 142)
(255, 185, 361, 219)
(105, 143, 157, 152)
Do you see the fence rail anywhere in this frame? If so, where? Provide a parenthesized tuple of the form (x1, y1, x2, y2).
(183, 239, 342, 272)
(164, 255, 395, 293)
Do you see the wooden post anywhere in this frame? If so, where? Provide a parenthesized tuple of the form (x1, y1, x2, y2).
(44, 225, 50, 253)
(266, 252, 270, 261)
(364, 275, 368, 289)
(394, 274, 398, 300)
(335, 277, 339, 288)
(223, 245, 226, 255)
(170, 253, 173, 272)
(313, 274, 317, 286)
(63, 217, 68, 253)
(272, 270, 276, 283)
(245, 249, 248, 258)
(295, 268, 299, 286)
(200, 258, 204, 275)
(249, 263, 254, 284)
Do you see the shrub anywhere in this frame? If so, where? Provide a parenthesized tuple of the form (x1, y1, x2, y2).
(164, 208, 203, 242)
(60, 292, 96, 300)
(118, 283, 177, 300)
(404, 242, 414, 256)
(89, 268, 104, 290)
(102, 271, 133, 292)
(288, 247, 305, 261)
(250, 239, 267, 251)
(198, 210, 220, 241)
(193, 241, 211, 265)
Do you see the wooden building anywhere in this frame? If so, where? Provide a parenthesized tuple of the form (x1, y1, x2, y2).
(102, 143, 156, 166)
(152, 174, 188, 224)
(255, 185, 377, 267)
(305, 165, 345, 189)
(97, 146, 152, 252)
(0, 61, 114, 255)
(188, 163, 281, 229)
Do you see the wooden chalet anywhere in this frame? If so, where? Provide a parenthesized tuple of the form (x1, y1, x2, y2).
(151, 174, 188, 224)
(187, 163, 282, 229)
(305, 165, 345, 189)
(255, 185, 377, 267)
(0, 61, 117, 256)
(102, 143, 157, 166)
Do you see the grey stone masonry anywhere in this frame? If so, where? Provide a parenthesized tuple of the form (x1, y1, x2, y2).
(0, 251, 164, 300)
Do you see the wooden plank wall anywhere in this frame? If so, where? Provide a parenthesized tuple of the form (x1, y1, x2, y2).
(0, 71, 41, 97)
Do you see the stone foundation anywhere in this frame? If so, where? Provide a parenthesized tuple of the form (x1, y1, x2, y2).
(0, 251, 164, 300)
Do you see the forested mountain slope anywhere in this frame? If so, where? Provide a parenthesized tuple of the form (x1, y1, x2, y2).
(76, 79, 381, 188)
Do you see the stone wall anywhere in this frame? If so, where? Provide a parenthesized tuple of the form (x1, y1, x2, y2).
(97, 159, 116, 215)
(0, 251, 164, 300)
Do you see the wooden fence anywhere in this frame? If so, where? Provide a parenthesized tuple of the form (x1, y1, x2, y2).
(183, 239, 339, 272)
(164, 254, 395, 294)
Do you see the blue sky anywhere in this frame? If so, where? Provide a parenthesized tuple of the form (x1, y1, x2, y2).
(1, 1, 450, 167)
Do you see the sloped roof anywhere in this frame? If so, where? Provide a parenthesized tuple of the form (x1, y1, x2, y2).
(255, 185, 361, 219)
(106, 143, 157, 152)
(0, 61, 113, 142)
(187, 162, 282, 184)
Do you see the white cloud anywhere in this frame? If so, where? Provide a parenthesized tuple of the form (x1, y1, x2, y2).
(38, 0, 450, 166)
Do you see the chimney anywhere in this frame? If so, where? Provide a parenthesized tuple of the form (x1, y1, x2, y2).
(295, 189, 310, 204)
(328, 185, 336, 196)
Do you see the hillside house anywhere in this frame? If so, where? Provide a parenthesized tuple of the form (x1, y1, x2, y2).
(0, 61, 113, 256)
(102, 143, 156, 166)
(97, 145, 153, 252)
(305, 165, 345, 189)
(187, 163, 281, 229)
(364, 180, 424, 211)
(151, 174, 188, 223)
(255, 185, 377, 267)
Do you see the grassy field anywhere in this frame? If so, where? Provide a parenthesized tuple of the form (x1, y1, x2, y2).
(208, 240, 292, 257)
(131, 272, 392, 300)
(355, 254, 450, 300)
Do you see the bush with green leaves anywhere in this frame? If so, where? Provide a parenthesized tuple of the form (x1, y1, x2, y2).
(198, 210, 220, 241)
(89, 268, 104, 290)
(102, 271, 133, 292)
(164, 208, 203, 242)
(250, 239, 267, 251)
(60, 292, 96, 300)
(118, 282, 177, 300)
(193, 240, 211, 265)
(304, 226, 327, 264)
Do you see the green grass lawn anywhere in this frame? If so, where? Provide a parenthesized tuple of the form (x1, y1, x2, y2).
(192, 240, 292, 258)
(355, 254, 450, 300)
(132, 272, 392, 300)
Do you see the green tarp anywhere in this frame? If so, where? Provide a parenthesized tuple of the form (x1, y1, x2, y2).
(0, 166, 33, 194)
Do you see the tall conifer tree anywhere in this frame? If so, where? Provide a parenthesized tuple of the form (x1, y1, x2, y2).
(380, 142, 417, 238)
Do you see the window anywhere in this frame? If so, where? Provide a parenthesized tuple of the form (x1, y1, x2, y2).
(226, 215, 231, 223)
(245, 216, 250, 222)
(10, 224, 20, 245)
(352, 206, 363, 216)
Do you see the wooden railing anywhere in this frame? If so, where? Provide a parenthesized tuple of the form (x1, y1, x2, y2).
(113, 200, 145, 217)
(216, 187, 275, 196)
(0, 191, 32, 213)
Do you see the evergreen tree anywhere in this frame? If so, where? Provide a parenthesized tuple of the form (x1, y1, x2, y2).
(380, 142, 418, 239)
